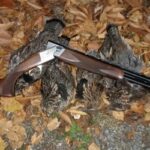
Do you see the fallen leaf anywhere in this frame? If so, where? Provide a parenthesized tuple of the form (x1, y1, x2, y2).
(67, 109, 87, 116)
(31, 133, 43, 145)
(94, 127, 101, 136)
(124, 0, 142, 7)
(112, 111, 125, 121)
(144, 33, 150, 43)
(47, 118, 61, 131)
(79, 19, 97, 35)
(130, 102, 144, 114)
(0, 97, 23, 112)
(6, 125, 26, 149)
(0, 0, 14, 8)
(67, 6, 87, 20)
(144, 102, 150, 113)
(127, 131, 135, 140)
(0, 137, 6, 150)
(65, 125, 71, 132)
(107, 0, 118, 5)
(128, 22, 150, 33)
(0, 37, 12, 46)
(87, 41, 100, 51)
(0, 28, 12, 46)
(144, 112, 150, 121)
(73, 114, 81, 119)
(0, 30, 12, 39)
(0, 22, 14, 30)
(27, 1, 43, 10)
(12, 110, 26, 124)
(128, 10, 143, 23)
(88, 142, 100, 150)
(59, 111, 72, 125)
(0, 119, 13, 135)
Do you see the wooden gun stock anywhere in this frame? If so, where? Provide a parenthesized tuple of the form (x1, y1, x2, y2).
(0, 52, 43, 96)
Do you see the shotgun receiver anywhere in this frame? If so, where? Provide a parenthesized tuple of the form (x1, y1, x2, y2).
(0, 41, 150, 96)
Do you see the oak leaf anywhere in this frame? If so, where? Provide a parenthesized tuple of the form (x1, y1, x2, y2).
(6, 125, 26, 149)
(0, 137, 6, 150)
(59, 111, 72, 125)
(0, 0, 14, 8)
(31, 133, 43, 145)
(88, 142, 100, 150)
(0, 98, 23, 112)
(47, 117, 61, 131)
(144, 112, 150, 121)
(112, 111, 125, 121)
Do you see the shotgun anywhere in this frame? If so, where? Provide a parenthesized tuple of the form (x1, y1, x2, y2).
(0, 41, 150, 96)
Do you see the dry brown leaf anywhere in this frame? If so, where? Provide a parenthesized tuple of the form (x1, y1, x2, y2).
(67, 109, 87, 116)
(0, 119, 13, 135)
(107, 0, 118, 5)
(0, 0, 14, 8)
(0, 97, 23, 112)
(142, 67, 150, 76)
(59, 111, 72, 125)
(65, 125, 71, 132)
(128, 10, 143, 23)
(124, 0, 142, 7)
(0, 22, 14, 30)
(144, 102, 150, 113)
(144, 112, 150, 121)
(99, 6, 127, 25)
(0, 38, 12, 46)
(27, 1, 43, 10)
(144, 33, 150, 43)
(0, 137, 6, 150)
(126, 39, 150, 48)
(94, 127, 101, 136)
(97, 22, 107, 39)
(111, 7, 125, 13)
(12, 110, 26, 124)
(67, 7, 87, 19)
(78, 19, 97, 35)
(107, 13, 125, 20)
(127, 131, 135, 140)
(31, 133, 43, 145)
(128, 22, 150, 33)
(70, 0, 92, 5)
(47, 118, 61, 131)
(130, 102, 144, 114)
(0, 30, 12, 39)
(88, 142, 100, 150)
(6, 125, 26, 149)
(87, 41, 100, 51)
(0, 27, 12, 46)
(67, 102, 86, 119)
(31, 99, 41, 108)
(31, 115, 48, 133)
(112, 111, 125, 121)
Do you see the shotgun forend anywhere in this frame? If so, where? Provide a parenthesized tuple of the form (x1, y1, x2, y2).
(54, 45, 124, 80)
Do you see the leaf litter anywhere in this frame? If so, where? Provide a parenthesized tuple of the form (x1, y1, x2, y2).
(0, 0, 150, 149)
